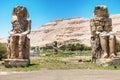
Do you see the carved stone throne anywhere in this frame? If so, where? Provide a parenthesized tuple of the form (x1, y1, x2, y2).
(4, 6, 31, 67)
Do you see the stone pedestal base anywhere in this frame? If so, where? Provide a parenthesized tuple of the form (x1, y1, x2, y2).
(4, 59, 30, 67)
(96, 58, 120, 66)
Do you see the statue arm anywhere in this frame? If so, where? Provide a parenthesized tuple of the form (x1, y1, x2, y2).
(9, 30, 14, 35)
(9, 31, 21, 36)
(9, 30, 18, 36)
(21, 19, 31, 35)
(10, 19, 31, 36)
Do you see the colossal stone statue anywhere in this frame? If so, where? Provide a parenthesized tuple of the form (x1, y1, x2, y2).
(52, 41, 58, 54)
(90, 6, 116, 62)
(4, 6, 31, 67)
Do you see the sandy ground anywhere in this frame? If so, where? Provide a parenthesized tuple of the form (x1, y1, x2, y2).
(0, 69, 120, 80)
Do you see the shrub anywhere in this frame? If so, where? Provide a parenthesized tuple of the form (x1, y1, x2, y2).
(30, 46, 36, 50)
(0, 43, 7, 60)
(116, 40, 120, 52)
(60, 43, 92, 51)
(40, 45, 53, 51)
(76, 43, 85, 51)
(59, 45, 66, 51)
(67, 44, 76, 51)
(84, 46, 92, 51)
(45, 45, 53, 50)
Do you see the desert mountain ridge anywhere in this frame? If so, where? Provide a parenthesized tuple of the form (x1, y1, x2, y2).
(1, 14, 120, 47)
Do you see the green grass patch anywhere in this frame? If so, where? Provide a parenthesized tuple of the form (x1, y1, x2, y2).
(1, 57, 120, 71)
(40, 50, 92, 57)
(1, 50, 120, 71)
(38, 57, 120, 70)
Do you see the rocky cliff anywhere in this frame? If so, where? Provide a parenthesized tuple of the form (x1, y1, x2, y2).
(29, 14, 120, 47)
(29, 17, 90, 46)
(1, 14, 120, 47)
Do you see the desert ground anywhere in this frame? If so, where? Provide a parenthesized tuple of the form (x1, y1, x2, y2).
(0, 69, 120, 80)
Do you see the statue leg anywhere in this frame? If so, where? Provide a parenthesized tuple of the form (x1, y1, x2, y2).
(91, 36, 101, 62)
(10, 36, 17, 59)
(24, 37, 30, 59)
(7, 36, 11, 59)
(18, 35, 26, 59)
(100, 32, 109, 58)
(95, 34, 101, 58)
(109, 33, 116, 58)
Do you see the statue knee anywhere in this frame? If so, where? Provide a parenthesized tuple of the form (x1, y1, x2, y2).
(19, 36, 25, 45)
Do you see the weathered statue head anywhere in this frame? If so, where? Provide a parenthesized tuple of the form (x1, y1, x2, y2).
(11, 6, 31, 34)
(94, 6, 109, 17)
(12, 6, 29, 19)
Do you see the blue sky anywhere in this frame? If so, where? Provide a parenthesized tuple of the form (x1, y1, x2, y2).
(0, 0, 120, 38)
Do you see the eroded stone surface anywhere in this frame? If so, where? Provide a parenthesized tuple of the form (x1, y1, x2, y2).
(4, 6, 31, 67)
(4, 59, 29, 67)
(96, 58, 120, 66)
(90, 6, 117, 63)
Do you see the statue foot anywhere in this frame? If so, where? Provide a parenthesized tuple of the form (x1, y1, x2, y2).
(18, 52, 23, 59)
(102, 53, 108, 58)
(110, 53, 116, 58)
(11, 53, 16, 59)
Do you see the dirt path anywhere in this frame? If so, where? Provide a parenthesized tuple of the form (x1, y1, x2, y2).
(0, 69, 120, 80)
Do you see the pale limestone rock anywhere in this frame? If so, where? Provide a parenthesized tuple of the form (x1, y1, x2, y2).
(96, 58, 120, 66)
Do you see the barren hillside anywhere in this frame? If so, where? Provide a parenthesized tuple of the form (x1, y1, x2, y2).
(29, 14, 120, 47)
(1, 14, 120, 47)
(29, 17, 90, 46)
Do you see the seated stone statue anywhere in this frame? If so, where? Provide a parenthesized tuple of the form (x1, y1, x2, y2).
(7, 6, 31, 59)
(90, 6, 116, 62)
